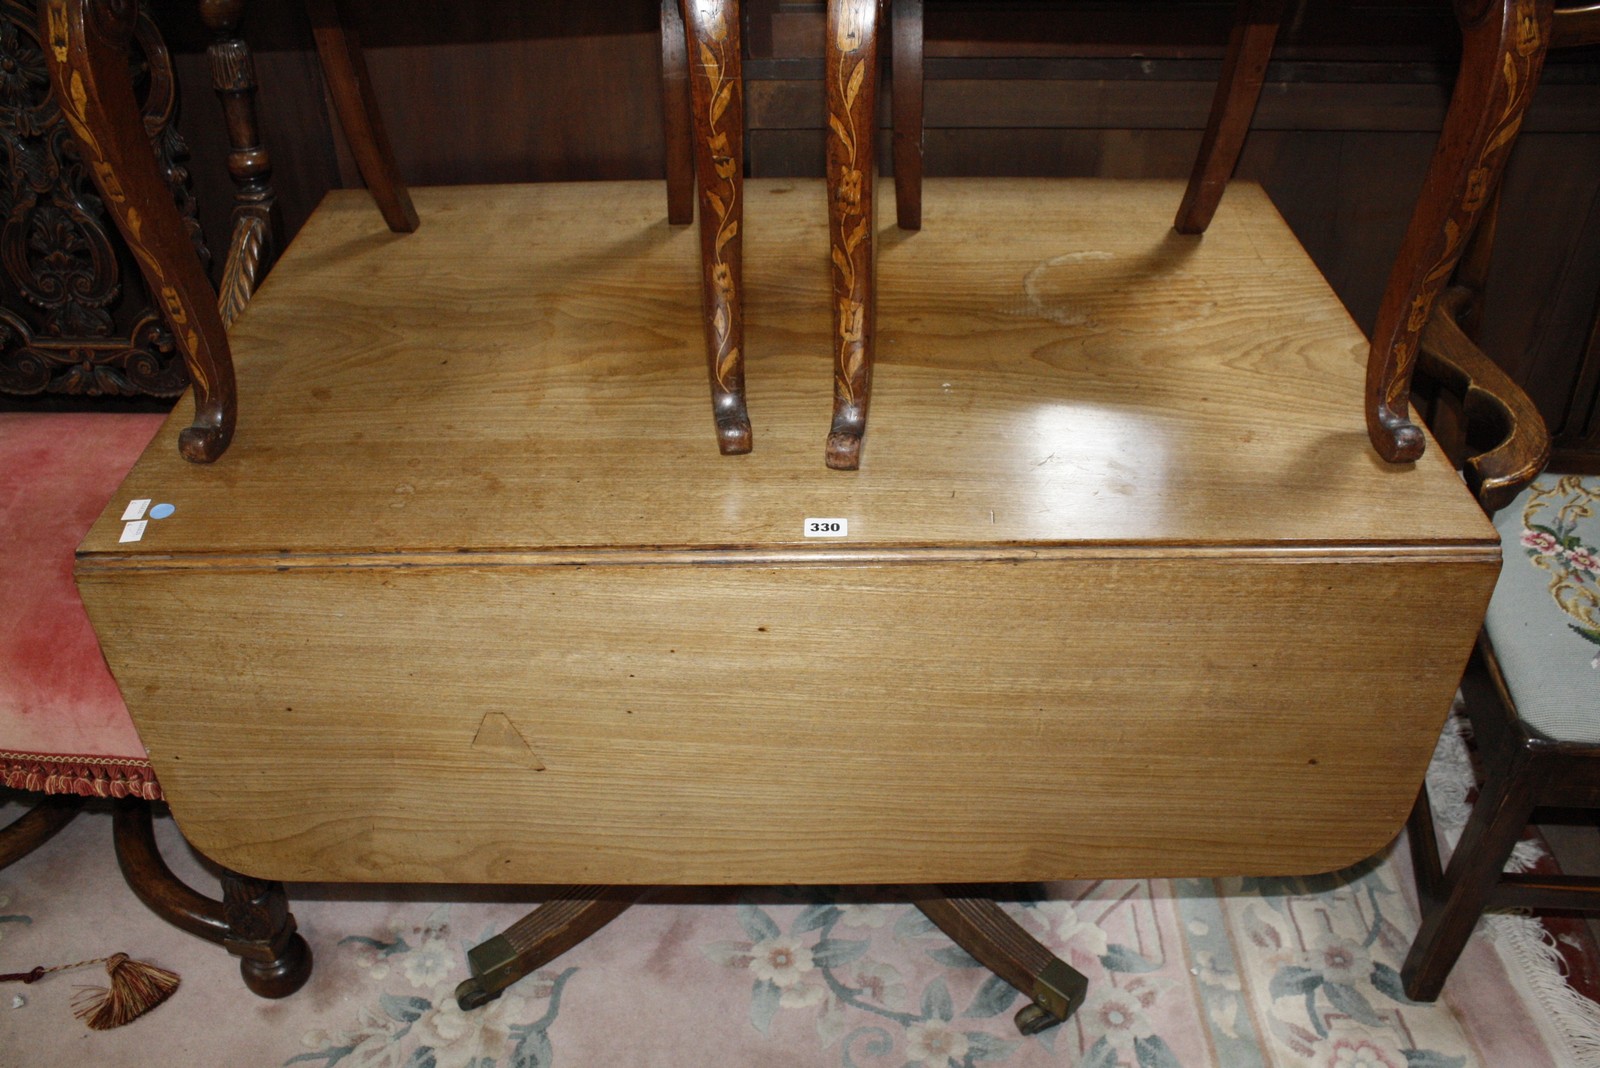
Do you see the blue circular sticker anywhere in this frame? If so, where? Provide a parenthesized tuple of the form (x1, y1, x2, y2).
(149, 503, 176, 520)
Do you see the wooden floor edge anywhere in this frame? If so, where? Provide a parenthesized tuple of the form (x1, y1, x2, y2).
(74, 540, 1503, 575)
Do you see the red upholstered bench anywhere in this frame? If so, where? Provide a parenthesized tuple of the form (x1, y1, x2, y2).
(0, 411, 310, 998)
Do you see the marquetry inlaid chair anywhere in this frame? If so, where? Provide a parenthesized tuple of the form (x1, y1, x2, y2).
(0, 411, 312, 997)
(820, 0, 1556, 470)
(42, 0, 751, 460)
(1396, 10, 1600, 999)
(2, 0, 312, 997)
(302, 0, 755, 455)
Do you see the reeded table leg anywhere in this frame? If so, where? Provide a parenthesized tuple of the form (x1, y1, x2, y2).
(41, 0, 237, 462)
(305, 0, 418, 233)
(912, 889, 1089, 1035)
(1173, 0, 1284, 234)
(681, 0, 752, 455)
(455, 887, 639, 1010)
(825, 0, 882, 470)
(1366, 0, 1551, 463)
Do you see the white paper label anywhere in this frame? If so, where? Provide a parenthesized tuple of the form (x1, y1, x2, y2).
(120, 520, 148, 543)
(803, 518, 849, 538)
(121, 499, 151, 521)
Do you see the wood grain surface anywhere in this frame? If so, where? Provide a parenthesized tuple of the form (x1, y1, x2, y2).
(76, 178, 1499, 885)
(80, 554, 1492, 885)
(77, 179, 1493, 559)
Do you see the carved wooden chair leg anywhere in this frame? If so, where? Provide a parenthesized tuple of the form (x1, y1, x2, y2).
(825, 0, 882, 470)
(41, 0, 237, 463)
(305, 0, 419, 233)
(890, 0, 923, 231)
(111, 802, 312, 998)
(0, 795, 82, 870)
(661, 0, 695, 226)
(1366, 0, 1551, 463)
(455, 887, 640, 1010)
(1173, 0, 1284, 234)
(1401, 751, 1538, 1001)
(681, 0, 752, 455)
(199, 0, 279, 328)
(912, 889, 1089, 1035)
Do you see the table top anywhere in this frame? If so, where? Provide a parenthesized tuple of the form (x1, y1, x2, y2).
(79, 178, 1494, 569)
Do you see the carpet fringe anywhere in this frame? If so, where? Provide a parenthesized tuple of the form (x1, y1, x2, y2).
(1490, 914, 1600, 1068)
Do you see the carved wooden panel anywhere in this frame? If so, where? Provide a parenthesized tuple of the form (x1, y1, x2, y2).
(0, 0, 205, 398)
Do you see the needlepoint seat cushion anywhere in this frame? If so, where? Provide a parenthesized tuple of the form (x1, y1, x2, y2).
(1483, 474, 1600, 743)
(1, 411, 164, 798)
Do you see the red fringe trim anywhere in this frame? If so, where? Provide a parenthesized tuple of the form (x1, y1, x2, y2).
(0, 750, 162, 801)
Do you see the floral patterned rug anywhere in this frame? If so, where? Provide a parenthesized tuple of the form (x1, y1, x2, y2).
(2, 714, 1598, 1068)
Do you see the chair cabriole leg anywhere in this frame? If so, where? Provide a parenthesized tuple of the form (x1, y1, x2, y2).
(41, 0, 237, 462)
(681, 0, 753, 455)
(661, 0, 695, 225)
(890, 0, 922, 231)
(1174, 0, 1284, 234)
(825, 0, 881, 470)
(305, 0, 418, 233)
(1366, 0, 1551, 463)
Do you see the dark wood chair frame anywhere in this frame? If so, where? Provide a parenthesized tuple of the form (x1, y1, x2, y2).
(1397, 4, 1600, 1002)
(7, 0, 310, 998)
(832, 0, 1559, 471)
(42, 0, 754, 461)
(308, 0, 755, 447)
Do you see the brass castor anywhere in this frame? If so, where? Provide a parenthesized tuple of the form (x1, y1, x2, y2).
(455, 977, 499, 1011)
(1014, 1002, 1066, 1036)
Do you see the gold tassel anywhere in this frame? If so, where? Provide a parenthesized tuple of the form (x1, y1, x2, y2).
(2, 953, 180, 1029)
(70, 953, 181, 1030)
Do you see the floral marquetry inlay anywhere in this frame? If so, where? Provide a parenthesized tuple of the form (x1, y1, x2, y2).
(823, 0, 880, 469)
(681, 0, 750, 454)
(1367, 0, 1551, 463)
(0, 0, 205, 398)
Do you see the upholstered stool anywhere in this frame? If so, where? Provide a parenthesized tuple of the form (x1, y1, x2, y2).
(2, 413, 165, 801)
(0, 411, 311, 998)
(1404, 470, 1600, 999)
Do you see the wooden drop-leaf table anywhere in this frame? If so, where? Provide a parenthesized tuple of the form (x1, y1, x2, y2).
(75, 177, 1498, 1014)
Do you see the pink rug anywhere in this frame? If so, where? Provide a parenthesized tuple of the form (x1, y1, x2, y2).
(2, 716, 1598, 1067)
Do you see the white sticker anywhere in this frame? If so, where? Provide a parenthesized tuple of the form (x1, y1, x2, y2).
(120, 520, 148, 543)
(803, 517, 849, 538)
(121, 498, 151, 521)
